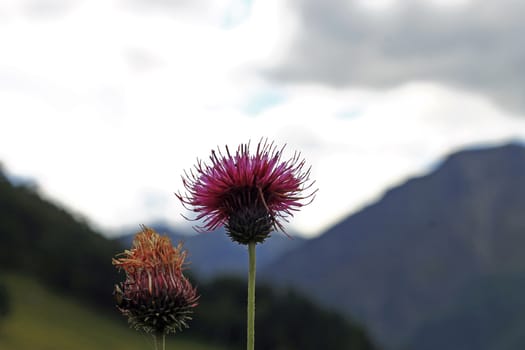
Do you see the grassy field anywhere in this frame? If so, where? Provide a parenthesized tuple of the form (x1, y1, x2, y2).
(0, 273, 224, 350)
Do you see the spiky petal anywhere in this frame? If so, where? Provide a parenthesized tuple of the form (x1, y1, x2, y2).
(177, 140, 316, 244)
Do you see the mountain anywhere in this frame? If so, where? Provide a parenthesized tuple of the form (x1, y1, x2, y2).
(262, 142, 525, 350)
(0, 168, 121, 308)
(117, 224, 306, 279)
(407, 271, 525, 350)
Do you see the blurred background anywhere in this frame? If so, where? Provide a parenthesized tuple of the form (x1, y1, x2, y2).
(1, 0, 525, 349)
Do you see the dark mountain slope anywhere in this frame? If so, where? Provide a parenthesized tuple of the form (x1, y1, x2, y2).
(407, 271, 525, 350)
(0, 170, 121, 307)
(263, 142, 525, 349)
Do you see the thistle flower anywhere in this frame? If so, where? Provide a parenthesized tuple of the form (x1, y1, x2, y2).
(112, 226, 198, 336)
(177, 140, 315, 350)
(177, 140, 316, 245)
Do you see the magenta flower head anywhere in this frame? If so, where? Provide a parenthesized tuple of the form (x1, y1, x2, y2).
(177, 140, 316, 245)
(112, 226, 199, 335)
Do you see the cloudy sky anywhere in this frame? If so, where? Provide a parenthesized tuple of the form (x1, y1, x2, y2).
(1, 0, 524, 237)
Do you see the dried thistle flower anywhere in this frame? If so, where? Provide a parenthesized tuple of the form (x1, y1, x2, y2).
(112, 226, 198, 335)
(177, 139, 316, 244)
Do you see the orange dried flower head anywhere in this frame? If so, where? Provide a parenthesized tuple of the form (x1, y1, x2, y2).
(112, 226, 198, 335)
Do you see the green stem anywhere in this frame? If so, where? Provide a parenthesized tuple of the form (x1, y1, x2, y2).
(153, 334, 159, 350)
(162, 333, 166, 350)
(247, 241, 256, 350)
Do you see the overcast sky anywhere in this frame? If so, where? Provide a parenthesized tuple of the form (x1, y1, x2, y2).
(1, 0, 524, 237)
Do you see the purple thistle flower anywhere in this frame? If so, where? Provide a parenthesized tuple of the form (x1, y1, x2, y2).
(177, 140, 316, 244)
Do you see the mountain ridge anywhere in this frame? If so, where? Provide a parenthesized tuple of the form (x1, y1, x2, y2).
(262, 142, 525, 350)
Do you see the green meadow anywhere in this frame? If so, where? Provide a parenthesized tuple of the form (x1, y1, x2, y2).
(0, 273, 223, 350)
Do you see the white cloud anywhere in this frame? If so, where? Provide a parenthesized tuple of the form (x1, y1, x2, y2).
(267, 0, 525, 114)
(0, 0, 524, 237)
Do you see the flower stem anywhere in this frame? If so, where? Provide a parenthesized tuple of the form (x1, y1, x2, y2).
(162, 333, 166, 350)
(247, 241, 256, 350)
(153, 334, 159, 350)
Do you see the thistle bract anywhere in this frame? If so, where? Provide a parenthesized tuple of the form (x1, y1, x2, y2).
(112, 226, 198, 335)
(178, 140, 316, 244)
